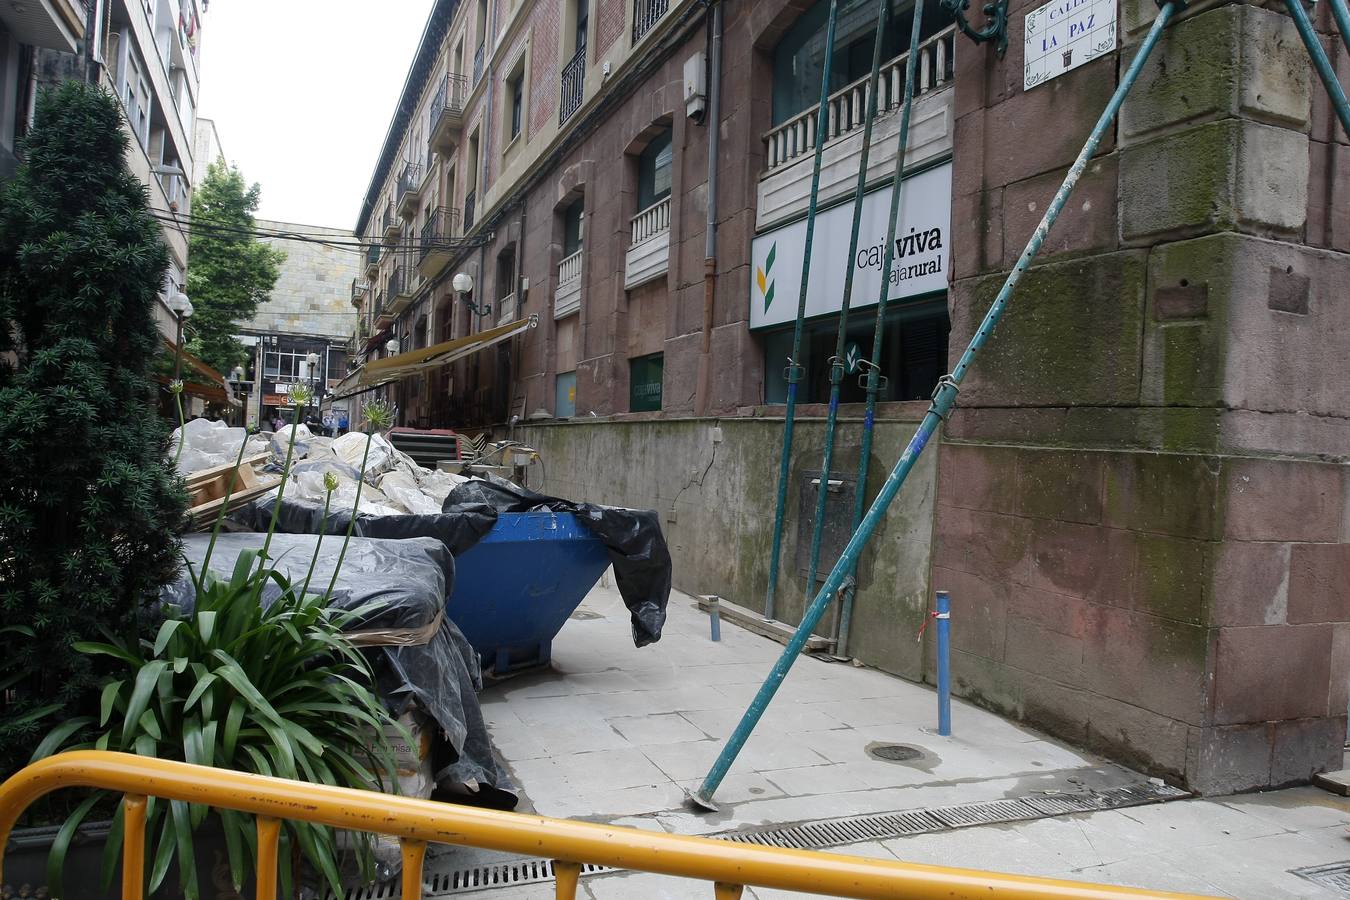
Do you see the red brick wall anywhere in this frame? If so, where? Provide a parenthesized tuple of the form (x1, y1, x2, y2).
(594, 0, 626, 61)
(529, 1, 560, 139)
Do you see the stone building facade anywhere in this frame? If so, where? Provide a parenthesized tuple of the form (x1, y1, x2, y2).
(238, 219, 360, 428)
(353, 0, 1350, 794)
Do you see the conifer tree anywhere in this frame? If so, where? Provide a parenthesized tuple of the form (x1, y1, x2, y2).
(0, 81, 187, 775)
(186, 160, 284, 373)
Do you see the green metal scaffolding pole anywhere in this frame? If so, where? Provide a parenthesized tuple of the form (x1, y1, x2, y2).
(835, 0, 929, 657)
(803, 0, 919, 631)
(762, 0, 842, 623)
(692, 0, 1181, 809)
(1285, 0, 1350, 140)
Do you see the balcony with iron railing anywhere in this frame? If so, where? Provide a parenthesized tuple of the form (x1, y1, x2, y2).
(397, 161, 424, 219)
(388, 261, 416, 315)
(762, 26, 956, 172)
(364, 243, 381, 276)
(430, 73, 469, 154)
(555, 248, 583, 318)
(350, 278, 369, 308)
(373, 290, 393, 328)
(559, 43, 586, 125)
(464, 190, 477, 232)
(624, 195, 671, 289)
(418, 206, 463, 278)
(633, 0, 669, 43)
(381, 206, 399, 244)
(473, 43, 485, 86)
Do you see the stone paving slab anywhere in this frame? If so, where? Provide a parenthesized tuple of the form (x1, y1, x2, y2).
(421, 580, 1350, 898)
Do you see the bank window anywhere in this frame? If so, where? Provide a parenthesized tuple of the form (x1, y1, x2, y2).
(556, 370, 577, 417)
(771, 0, 953, 125)
(637, 128, 673, 211)
(629, 353, 664, 412)
(763, 299, 949, 404)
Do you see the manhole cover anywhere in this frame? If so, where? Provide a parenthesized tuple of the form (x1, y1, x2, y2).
(1292, 861, 1350, 895)
(869, 743, 922, 762)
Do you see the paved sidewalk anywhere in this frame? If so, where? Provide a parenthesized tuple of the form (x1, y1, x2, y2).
(425, 581, 1350, 898)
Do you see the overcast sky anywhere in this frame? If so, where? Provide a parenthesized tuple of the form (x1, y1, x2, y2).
(197, 0, 435, 231)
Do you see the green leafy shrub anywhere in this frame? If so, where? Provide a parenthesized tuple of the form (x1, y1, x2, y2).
(0, 80, 187, 777)
(37, 399, 404, 899)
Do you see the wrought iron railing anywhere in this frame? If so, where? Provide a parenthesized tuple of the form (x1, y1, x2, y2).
(351, 279, 369, 303)
(419, 206, 463, 260)
(473, 42, 485, 85)
(630, 195, 671, 246)
(429, 73, 469, 136)
(365, 243, 381, 268)
(762, 25, 956, 171)
(389, 264, 407, 300)
(398, 161, 423, 204)
(633, 0, 669, 42)
(560, 43, 586, 124)
(464, 190, 477, 231)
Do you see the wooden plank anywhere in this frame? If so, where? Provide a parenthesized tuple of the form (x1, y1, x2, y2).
(184, 452, 270, 489)
(187, 477, 281, 531)
(695, 595, 833, 653)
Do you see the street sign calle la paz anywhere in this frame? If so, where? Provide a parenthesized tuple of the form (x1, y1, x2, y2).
(1024, 0, 1117, 90)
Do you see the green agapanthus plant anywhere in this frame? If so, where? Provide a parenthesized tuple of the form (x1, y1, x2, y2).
(36, 386, 410, 899)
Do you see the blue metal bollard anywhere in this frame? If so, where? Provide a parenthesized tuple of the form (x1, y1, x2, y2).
(709, 597, 722, 642)
(935, 591, 951, 737)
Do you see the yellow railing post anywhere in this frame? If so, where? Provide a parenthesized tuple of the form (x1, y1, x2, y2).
(121, 794, 147, 900)
(714, 882, 745, 899)
(255, 815, 282, 900)
(554, 859, 582, 899)
(401, 838, 427, 900)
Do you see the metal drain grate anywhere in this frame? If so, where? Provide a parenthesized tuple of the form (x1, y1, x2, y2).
(337, 859, 616, 898)
(715, 781, 1189, 852)
(334, 782, 1187, 896)
(1292, 861, 1350, 895)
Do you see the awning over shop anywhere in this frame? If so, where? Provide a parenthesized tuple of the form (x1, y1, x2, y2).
(160, 337, 241, 406)
(330, 315, 538, 402)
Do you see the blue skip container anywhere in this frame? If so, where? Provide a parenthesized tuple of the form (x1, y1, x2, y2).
(447, 510, 611, 675)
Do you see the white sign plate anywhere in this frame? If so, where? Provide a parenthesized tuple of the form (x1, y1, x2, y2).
(749, 163, 951, 330)
(1024, 0, 1117, 90)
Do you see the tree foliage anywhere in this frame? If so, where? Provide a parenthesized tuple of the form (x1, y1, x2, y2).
(185, 160, 284, 374)
(0, 81, 188, 776)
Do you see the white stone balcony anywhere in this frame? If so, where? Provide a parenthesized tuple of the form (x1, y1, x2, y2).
(554, 250, 582, 319)
(757, 26, 957, 230)
(624, 196, 671, 289)
(496, 292, 517, 327)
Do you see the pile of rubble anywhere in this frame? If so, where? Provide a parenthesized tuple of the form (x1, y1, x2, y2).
(170, 419, 467, 518)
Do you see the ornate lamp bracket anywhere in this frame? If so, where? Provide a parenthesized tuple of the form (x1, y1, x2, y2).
(939, 0, 1010, 58)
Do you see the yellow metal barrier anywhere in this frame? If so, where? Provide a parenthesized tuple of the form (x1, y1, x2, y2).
(0, 752, 1218, 899)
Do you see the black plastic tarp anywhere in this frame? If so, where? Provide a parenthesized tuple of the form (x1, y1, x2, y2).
(442, 475, 671, 648)
(234, 496, 497, 558)
(163, 533, 517, 807)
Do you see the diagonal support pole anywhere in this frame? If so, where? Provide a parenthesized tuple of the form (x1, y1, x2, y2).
(1286, 0, 1350, 140)
(690, 0, 1181, 809)
(1327, 0, 1350, 55)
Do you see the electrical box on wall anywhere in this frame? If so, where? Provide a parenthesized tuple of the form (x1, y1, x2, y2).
(684, 51, 707, 120)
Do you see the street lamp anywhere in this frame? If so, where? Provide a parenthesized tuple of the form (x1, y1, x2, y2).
(453, 271, 490, 319)
(167, 289, 193, 380)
